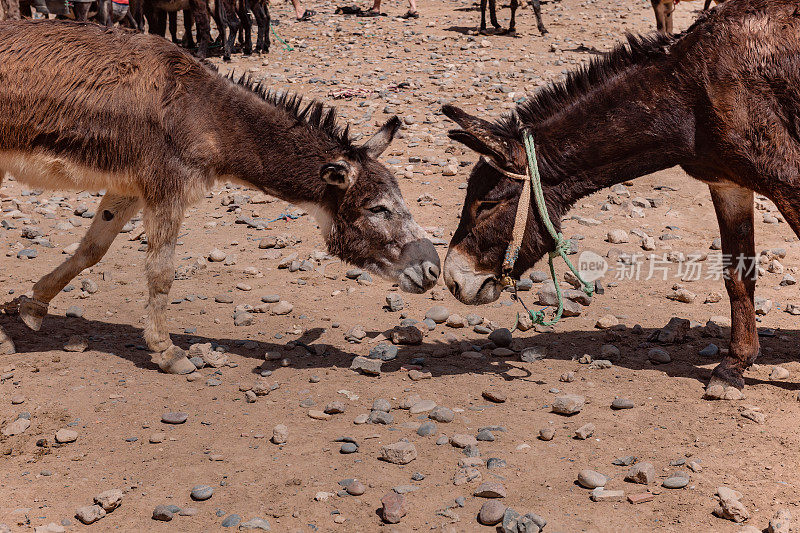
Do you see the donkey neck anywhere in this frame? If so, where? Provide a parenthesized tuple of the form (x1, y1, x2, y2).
(215, 92, 339, 208)
(530, 61, 695, 211)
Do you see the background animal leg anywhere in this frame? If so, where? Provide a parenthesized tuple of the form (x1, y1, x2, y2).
(708, 183, 758, 393)
(488, 0, 500, 29)
(531, 0, 546, 34)
(19, 195, 141, 331)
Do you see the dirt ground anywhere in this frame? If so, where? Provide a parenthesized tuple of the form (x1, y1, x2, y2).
(3, 1, 800, 532)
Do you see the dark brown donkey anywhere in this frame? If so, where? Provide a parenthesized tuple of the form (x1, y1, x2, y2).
(0, 20, 440, 372)
(441, 0, 800, 398)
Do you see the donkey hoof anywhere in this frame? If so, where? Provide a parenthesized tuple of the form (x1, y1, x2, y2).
(704, 377, 744, 401)
(0, 329, 15, 355)
(156, 345, 196, 375)
(19, 296, 48, 332)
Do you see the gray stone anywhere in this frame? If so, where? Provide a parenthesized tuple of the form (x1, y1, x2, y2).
(425, 306, 450, 323)
(161, 412, 188, 424)
(429, 406, 454, 422)
(577, 469, 608, 489)
(221, 514, 241, 527)
(648, 347, 671, 364)
(93, 489, 123, 511)
(489, 328, 513, 347)
(369, 343, 398, 361)
(368, 410, 394, 425)
(520, 346, 547, 362)
(373, 398, 391, 412)
(574, 423, 595, 439)
(551, 394, 585, 415)
(474, 481, 506, 498)
(385, 293, 404, 311)
(350, 356, 382, 375)
(380, 441, 417, 464)
(76, 505, 106, 524)
(611, 398, 634, 410)
(625, 462, 656, 485)
(479, 500, 507, 526)
(191, 485, 214, 501)
(152, 505, 174, 521)
(417, 421, 438, 436)
(239, 517, 271, 530)
(340, 442, 358, 454)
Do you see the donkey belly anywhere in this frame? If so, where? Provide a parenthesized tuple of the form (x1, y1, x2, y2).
(0, 150, 141, 197)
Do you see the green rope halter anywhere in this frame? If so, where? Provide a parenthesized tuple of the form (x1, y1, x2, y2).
(270, 23, 294, 51)
(500, 130, 594, 327)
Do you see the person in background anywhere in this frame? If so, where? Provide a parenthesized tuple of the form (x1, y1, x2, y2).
(291, 0, 315, 20)
(363, 0, 418, 18)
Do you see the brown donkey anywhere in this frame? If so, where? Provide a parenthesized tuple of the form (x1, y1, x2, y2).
(0, 20, 440, 372)
(441, 0, 800, 398)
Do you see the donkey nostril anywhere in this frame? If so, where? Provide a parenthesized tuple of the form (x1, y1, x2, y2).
(451, 279, 461, 299)
(424, 262, 440, 281)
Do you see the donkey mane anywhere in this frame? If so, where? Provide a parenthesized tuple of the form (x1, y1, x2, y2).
(496, 27, 702, 137)
(231, 75, 354, 150)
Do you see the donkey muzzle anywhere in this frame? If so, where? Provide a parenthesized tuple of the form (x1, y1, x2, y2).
(397, 238, 441, 293)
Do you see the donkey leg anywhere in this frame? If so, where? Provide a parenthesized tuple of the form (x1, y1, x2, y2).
(141, 200, 193, 374)
(664, 1, 674, 34)
(479, 0, 488, 34)
(0, 171, 14, 355)
(707, 183, 758, 394)
(703, 0, 713, 9)
(488, 0, 500, 29)
(240, 1, 253, 55)
(651, 0, 667, 34)
(505, 0, 518, 36)
(19, 195, 142, 331)
(531, 0, 546, 34)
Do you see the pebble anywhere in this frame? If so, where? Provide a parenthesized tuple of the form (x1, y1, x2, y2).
(76, 505, 106, 524)
(191, 485, 214, 501)
(2, 418, 30, 437)
(373, 398, 392, 412)
(611, 398, 634, 410)
(221, 514, 241, 527)
(648, 348, 671, 364)
(520, 346, 547, 362)
(380, 441, 417, 464)
(625, 462, 655, 485)
(770, 366, 790, 380)
(663, 474, 690, 489)
(482, 390, 507, 403)
(272, 424, 288, 444)
(417, 421, 438, 436)
(152, 505, 174, 521)
(539, 427, 555, 441)
(478, 500, 506, 525)
(161, 412, 188, 424)
(474, 481, 507, 498)
(10, 395, 24, 405)
(350, 356, 382, 375)
(54, 429, 78, 444)
(94, 489, 123, 511)
(409, 399, 436, 413)
(271, 301, 293, 315)
(574, 423, 595, 440)
(429, 406, 454, 422)
(238, 518, 272, 530)
(450, 434, 478, 448)
(345, 480, 365, 495)
(381, 492, 406, 524)
(340, 442, 358, 454)
(577, 470, 608, 489)
(551, 394, 585, 415)
(488, 328, 512, 347)
(149, 432, 165, 443)
(63, 335, 88, 352)
(425, 306, 450, 323)
(595, 314, 619, 329)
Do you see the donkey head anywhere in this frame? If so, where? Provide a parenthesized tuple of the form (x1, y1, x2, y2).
(315, 117, 440, 293)
(441, 105, 557, 304)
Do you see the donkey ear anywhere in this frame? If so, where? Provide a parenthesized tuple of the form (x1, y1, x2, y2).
(320, 160, 355, 190)
(362, 116, 401, 158)
(442, 105, 510, 165)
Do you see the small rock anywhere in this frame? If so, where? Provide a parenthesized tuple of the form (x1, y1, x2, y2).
(63, 335, 88, 352)
(76, 505, 106, 524)
(450, 434, 478, 448)
(577, 469, 608, 489)
(478, 500, 507, 526)
(272, 424, 288, 444)
(161, 412, 188, 424)
(345, 480, 366, 496)
(191, 485, 214, 501)
(474, 481, 507, 498)
(238, 517, 272, 530)
(93, 489, 123, 511)
(552, 394, 585, 415)
(55, 429, 78, 444)
(482, 390, 507, 403)
(380, 441, 417, 464)
(611, 398, 634, 410)
(625, 462, 656, 485)
(425, 306, 450, 323)
(538, 427, 555, 441)
(770, 366, 790, 380)
(152, 505, 173, 522)
(429, 406, 454, 423)
(489, 328, 513, 347)
(574, 423, 595, 440)
(221, 514, 241, 527)
(381, 492, 406, 524)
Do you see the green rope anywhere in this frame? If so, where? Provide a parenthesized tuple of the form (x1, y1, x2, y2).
(509, 131, 594, 327)
(271, 23, 294, 51)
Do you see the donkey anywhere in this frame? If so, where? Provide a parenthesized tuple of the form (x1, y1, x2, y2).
(0, 20, 440, 372)
(141, 0, 212, 57)
(480, 0, 546, 37)
(217, 0, 271, 61)
(441, 0, 800, 398)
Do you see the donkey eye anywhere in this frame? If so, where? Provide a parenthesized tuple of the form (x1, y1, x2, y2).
(369, 205, 391, 215)
(475, 201, 499, 218)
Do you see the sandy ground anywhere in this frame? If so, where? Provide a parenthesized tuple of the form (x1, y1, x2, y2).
(3, 1, 800, 532)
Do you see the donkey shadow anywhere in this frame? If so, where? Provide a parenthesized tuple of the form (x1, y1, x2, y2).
(4, 313, 799, 393)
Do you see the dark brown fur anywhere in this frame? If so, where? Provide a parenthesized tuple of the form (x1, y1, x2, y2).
(0, 20, 439, 365)
(442, 0, 800, 394)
